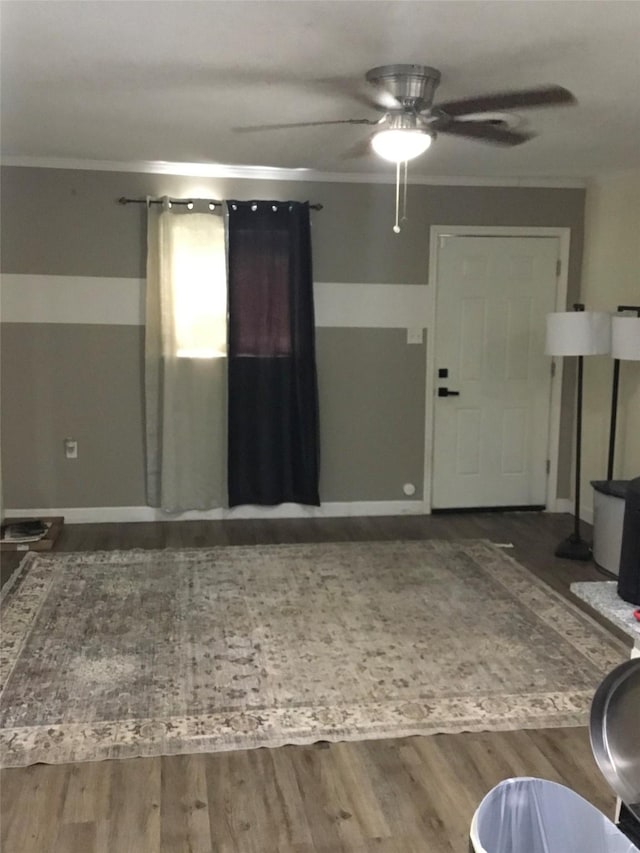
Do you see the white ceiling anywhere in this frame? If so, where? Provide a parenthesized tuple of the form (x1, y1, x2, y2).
(1, 0, 639, 180)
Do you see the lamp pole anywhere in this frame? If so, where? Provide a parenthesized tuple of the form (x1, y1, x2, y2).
(555, 303, 591, 561)
(574, 348, 584, 542)
(545, 303, 611, 560)
(607, 305, 640, 481)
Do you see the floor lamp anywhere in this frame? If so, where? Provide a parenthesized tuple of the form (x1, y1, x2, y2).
(546, 304, 611, 560)
(607, 306, 640, 480)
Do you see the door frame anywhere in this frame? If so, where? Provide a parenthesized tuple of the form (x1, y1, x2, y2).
(423, 225, 571, 514)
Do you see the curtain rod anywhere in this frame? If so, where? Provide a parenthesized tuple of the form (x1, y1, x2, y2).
(118, 196, 323, 210)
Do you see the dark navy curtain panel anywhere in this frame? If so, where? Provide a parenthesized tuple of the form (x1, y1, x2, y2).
(226, 200, 320, 507)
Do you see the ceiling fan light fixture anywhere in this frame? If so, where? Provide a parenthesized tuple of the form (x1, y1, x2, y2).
(371, 129, 432, 162)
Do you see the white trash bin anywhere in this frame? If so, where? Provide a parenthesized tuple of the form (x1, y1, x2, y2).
(592, 480, 629, 575)
(469, 777, 637, 853)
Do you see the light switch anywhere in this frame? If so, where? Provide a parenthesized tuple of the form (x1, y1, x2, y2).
(407, 327, 424, 345)
(64, 438, 78, 459)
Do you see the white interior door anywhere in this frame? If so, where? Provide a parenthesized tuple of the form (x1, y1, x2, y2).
(431, 235, 559, 510)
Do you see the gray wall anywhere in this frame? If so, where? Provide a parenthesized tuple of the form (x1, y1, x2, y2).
(0, 166, 585, 510)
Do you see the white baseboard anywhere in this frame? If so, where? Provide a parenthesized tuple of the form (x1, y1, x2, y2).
(7, 499, 596, 526)
(3, 500, 428, 525)
(549, 498, 593, 525)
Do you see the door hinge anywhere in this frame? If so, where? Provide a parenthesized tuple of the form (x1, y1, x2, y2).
(550, 360, 556, 378)
(546, 459, 551, 475)
(556, 259, 562, 277)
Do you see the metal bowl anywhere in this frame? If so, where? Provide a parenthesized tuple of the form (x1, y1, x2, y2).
(590, 657, 640, 822)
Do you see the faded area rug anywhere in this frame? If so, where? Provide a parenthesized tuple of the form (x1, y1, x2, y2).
(0, 540, 626, 767)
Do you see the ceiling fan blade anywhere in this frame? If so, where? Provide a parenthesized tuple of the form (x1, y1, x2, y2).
(436, 85, 576, 117)
(351, 91, 394, 112)
(310, 75, 393, 112)
(364, 88, 404, 111)
(438, 120, 535, 146)
(234, 118, 376, 133)
(340, 136, 375, 160)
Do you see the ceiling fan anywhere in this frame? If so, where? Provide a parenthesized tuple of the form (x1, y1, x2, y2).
(237, 65, 576, 233)
(236, 64, 577, 162)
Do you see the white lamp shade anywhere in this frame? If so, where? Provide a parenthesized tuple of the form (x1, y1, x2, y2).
(612, 315, 640, 360)
(545, 311, 611, 356)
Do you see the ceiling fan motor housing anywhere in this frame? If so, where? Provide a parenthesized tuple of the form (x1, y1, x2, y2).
(384, 112, 432, 134)
(365, 64, 442, 111)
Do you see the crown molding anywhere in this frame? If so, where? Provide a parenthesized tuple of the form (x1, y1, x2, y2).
(0, 155, 588, 189)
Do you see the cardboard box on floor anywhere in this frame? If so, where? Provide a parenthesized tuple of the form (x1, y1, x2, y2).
(0, 517, 64, 551)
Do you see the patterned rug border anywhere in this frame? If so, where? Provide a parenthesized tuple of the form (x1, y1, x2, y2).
(0, 540, 628, 767)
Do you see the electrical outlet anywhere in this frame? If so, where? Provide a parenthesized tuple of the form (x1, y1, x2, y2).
(64, 438, 78, 459)
(407, 327, 424, 345)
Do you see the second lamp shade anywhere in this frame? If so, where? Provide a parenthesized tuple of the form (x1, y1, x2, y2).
(545, 311, 611, 356)
(612, 315, 640, 361)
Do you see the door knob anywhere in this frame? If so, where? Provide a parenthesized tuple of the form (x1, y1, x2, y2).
(438, 387, 460, 397)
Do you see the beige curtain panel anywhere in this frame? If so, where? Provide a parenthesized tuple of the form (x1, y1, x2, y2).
(144, 199, 227, 511)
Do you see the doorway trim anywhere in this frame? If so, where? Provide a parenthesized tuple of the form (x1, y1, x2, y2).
(423, 225, 571, 514)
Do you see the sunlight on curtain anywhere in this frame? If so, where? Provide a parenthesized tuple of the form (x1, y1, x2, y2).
(145, 201, 227, 511)
(166, 215, 227, 358)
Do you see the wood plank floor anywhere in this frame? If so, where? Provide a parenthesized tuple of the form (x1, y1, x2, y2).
(0, 513, 626, 852)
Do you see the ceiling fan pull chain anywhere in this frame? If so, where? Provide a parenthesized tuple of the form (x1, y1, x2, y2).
(395, 161, 400, 232)
(401, 160, 408, 223)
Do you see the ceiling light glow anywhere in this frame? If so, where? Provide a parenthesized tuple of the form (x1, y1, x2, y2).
(371, 130, 432, 163)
